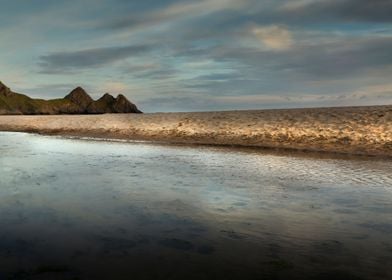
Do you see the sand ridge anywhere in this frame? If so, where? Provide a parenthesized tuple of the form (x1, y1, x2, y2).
(0, 105, 391, 157)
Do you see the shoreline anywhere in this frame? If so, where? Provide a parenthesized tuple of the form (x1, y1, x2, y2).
(0, 105, 391, 157)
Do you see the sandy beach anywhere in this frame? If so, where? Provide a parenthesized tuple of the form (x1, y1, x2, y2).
(0, 105, 391, 157)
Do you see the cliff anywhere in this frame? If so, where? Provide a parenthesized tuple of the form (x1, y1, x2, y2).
(0, 81, 142, 115)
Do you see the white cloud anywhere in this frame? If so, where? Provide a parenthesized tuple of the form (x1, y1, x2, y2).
(252, 25, 293, 51)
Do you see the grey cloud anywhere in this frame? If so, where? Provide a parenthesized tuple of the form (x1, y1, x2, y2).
(96, 0, 257, 38)
(98, 0, 392, 38)
(256, 37, 392, 79)
(39, 44, 151, 73)
(133, 69, 177, 79)
(98, 17, 142, 31)
(24, 0, 392, 111)
(274, 37, 392, 77)
(155, 35, 392, 105)
(121, 63, 177, 79)
(203, 36, 392, 79)
(278, 0, 392, 23)
(195, 73, 240, 81)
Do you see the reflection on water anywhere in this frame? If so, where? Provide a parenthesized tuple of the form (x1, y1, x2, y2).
(0, 132, 391, 280)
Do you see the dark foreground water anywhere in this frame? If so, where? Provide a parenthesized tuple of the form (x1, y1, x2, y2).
(0, 132, 391, 280)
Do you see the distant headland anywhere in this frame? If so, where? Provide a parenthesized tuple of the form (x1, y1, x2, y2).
(0, 81, 142, 115)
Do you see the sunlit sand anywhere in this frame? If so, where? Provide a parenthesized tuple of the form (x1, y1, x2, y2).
(0, 105, 390, 156)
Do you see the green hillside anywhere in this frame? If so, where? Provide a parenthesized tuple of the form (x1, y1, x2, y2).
(0, 81, 142, 114)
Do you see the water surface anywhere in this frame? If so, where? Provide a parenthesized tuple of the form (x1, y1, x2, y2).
(0, 132, 391, 279)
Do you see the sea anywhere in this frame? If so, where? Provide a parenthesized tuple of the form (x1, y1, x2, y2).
(0, 132, 391, 280)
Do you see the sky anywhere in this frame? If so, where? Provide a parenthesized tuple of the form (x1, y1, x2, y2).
(0, 0, 392, 112)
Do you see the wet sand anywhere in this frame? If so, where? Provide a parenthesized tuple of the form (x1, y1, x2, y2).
(0, 105, 391, 157)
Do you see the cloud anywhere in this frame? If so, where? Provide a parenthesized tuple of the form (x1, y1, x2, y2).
(252, 25, 293, 51)
(205, 36, 392, 79)
(39, 44, 151, 73)
(99, 0, 250, 31)
(2, 0, 392, 112)
(98, 0, 392, 40)
(279, 0, 392, 23)
(280, 36, 392, 77)
(195, 73, 239, 81)
(120, 62, 178, 80)
(151, 0, 243, 19)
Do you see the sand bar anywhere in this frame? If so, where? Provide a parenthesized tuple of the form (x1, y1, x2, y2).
(0, 105, 391, 157)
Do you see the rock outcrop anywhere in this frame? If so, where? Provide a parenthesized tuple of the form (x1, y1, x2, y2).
(64, 87, 94, 110)
(87, 93, 116, 114)
(0, 81, 142, 115)
(0, 81, 12, 97)
(113, 94, 142, 113)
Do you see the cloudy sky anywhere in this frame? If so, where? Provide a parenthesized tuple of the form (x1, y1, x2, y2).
(0, 0, 391, 112)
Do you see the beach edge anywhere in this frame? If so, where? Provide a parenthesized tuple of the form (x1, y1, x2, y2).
(0, 105, 391, 157)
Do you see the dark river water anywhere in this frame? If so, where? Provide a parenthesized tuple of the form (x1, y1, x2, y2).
(0, 132, 391, 280)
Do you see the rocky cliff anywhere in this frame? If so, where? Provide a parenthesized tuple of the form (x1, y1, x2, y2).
(0, 81, 142, 115)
